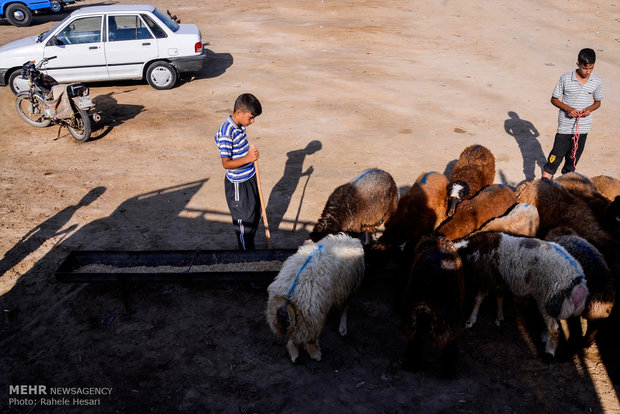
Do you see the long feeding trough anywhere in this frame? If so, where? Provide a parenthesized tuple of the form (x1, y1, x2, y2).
(55, 249, 298, 284)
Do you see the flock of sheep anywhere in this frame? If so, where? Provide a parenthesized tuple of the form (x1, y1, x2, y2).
(264, 144, 620, 376)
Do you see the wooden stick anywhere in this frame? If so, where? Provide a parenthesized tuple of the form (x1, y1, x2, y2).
(254, 161, 273, 249)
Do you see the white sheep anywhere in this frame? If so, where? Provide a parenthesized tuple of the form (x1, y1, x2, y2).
(546, 227, 615, 347)
(266, 233, 365, 363)
(455, 231, 588, 357)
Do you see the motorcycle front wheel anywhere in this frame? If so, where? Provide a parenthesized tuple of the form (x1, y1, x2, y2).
(15, 93, 51, 127)
(66, 106, 91, 142)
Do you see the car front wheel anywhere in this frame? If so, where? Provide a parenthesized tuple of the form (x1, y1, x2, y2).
(146, 61, 178, 90)
(8, 70, 29, 95)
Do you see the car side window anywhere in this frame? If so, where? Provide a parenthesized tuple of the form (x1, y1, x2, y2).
(55, 16, 102, 45)
(108, 15, 154, 42)
(141, 14, 168, 39)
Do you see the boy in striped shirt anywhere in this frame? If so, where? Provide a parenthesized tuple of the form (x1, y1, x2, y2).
(214, 93, 262, 250)
(542, 48, 603, 179)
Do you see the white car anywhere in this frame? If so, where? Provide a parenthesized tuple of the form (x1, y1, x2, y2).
(0, 4, 206, 93)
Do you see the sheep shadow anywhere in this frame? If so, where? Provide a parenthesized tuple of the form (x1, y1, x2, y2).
(89, 91, 146, 140)
(504, 111, 546, 183)
(265, 140, 322, 238)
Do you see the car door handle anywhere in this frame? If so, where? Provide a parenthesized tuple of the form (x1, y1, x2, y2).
(89, 46, 98, 50)
(142, 42, 151, 46)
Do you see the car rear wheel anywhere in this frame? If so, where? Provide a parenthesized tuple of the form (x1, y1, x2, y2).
(6, 3, 33, 27)
(8, 70, 29, 95)
(50, 1, 64, 13)
(146, 61, 177, 90)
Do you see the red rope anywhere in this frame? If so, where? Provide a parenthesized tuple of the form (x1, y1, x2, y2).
(570, 110, 585, 169)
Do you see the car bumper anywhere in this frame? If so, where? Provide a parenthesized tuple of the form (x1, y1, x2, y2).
(0, 68, 8, 86)
(170, 50, 207, 73)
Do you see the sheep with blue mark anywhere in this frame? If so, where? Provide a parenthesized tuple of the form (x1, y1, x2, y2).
(309, 168, 398, 243)
(546, 226, 615, 347)
(265, 233, 365, 363)
(446, 144, 496, 216)
(376, 171, 448, 250)
(435, 184, 517, 241)
(516, 178, 615, 248)
(454, 231, 588, 357)
(402, 233, 465, 377)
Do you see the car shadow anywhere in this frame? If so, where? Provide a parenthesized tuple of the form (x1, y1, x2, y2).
(89, 91, 146, 140)
(179, 48, 233, 84)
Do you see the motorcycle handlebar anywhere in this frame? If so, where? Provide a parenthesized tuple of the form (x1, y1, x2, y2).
(36, 55, 57, 69)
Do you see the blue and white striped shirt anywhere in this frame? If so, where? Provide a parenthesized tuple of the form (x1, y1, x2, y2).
(553, 71, 603, 134)
(214, 116, 255, 183)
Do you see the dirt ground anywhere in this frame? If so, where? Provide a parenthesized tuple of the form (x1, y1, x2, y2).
(1, 0, 619, 412)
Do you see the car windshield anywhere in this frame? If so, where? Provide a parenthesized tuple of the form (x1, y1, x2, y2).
(153, 8, 179, 32)
(36, 15, 71, 43)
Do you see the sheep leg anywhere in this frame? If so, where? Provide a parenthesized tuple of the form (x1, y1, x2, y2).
(287, 338, 300, 363)
(338, 305, 349, 336)
(439, 341, 459, 378)
(584, 320, 600, 348)
(305, 340, 322, 361)
(495, 291, 504, 327)
(465, 292, 486, 328)
(542, 315, 560, 357)
(404, 338, 423, 371)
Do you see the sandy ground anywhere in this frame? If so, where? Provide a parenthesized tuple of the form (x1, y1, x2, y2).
(1, 0, 619, 412)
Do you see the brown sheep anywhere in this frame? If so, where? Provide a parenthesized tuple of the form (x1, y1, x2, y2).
(402, 233, 465, 377)
(555, 172, 618, 236)
(469, 202, 539, 238)
(435, 184, 517, 241)
(376, 171, 448, 250)
(446, 144, 496, 216)
(591, 175, 620, 202)
(515, 179, 615, 248)
(309, 169, 398, 243)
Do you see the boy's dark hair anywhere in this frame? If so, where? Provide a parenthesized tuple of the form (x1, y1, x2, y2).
(234, 93, 262, 116)
(578, 48, 596, 65)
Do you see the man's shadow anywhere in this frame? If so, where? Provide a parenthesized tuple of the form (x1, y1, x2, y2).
(0, 186, 106, 278)
(504, 111, 546, 182)
(265, 141, 322, 234)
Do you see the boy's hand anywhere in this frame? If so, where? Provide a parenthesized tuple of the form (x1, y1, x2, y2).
(566, 107, 581, 118)
(248, 144, 259, 162)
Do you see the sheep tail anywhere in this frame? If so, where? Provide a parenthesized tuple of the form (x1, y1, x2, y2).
(275, 302, 292, 334)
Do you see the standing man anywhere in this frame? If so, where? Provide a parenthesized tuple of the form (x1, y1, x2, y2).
(542, 48, 603, 179)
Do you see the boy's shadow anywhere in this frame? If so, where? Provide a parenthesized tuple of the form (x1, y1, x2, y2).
(504, 111, 546, 182)
(265, 140, 322, 234)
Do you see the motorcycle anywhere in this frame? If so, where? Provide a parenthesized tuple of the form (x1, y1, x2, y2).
(15, 56, 99, 142)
